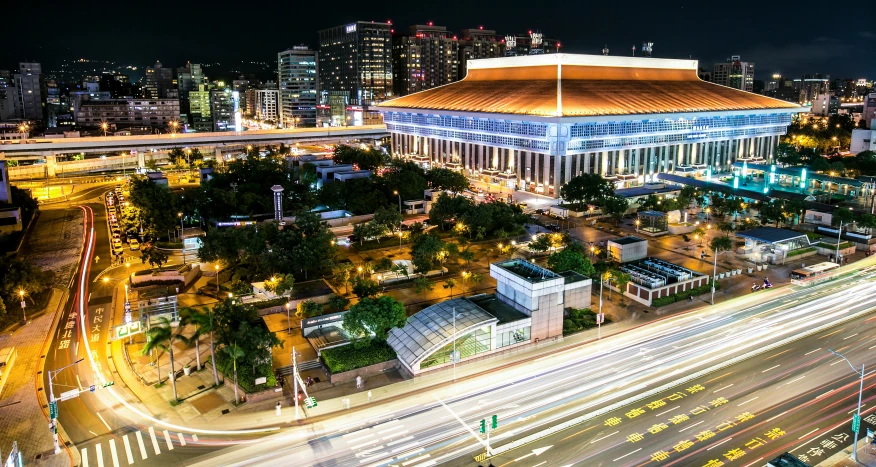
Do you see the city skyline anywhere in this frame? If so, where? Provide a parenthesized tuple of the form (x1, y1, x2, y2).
(3, 0, 875, 81)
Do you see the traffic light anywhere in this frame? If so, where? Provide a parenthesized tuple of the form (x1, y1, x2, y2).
(297, 391, 304, 401)
(102, 381, 114, 388)
(479, 419, 486, 434)
(491, 415, 498, 430)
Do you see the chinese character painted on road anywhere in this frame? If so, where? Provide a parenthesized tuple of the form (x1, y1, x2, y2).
(723, 448, 745, 461)
(695, 430, 717, 442)
(651, 450, 670, 462)
(94, 315, 103, 323)
(806, 447, 825, 457)
(627, 432, 644, 443)
(798, 454, 811, 463)
(669, 414, 690, 425)
(604, 417, 622, 427)
(687, 384, 705, 394)
(95, 307, 104, 315)
(91, 324, 101, 333)
(820, 439, 838, 449)
(674, 439, 694, 452)
(864, 415, 876, 425)
(65, 321, 74, 330)
(745, 438, 765, 449)
(690, 405, 710, 415)
(647, 400, 667, 410)
(735, 412, 755, 423)
(710, 397, 729, 407)
(702, 460, 724, 467)
(91, 333, 100, 342)
(648, 423, 669, 434)
(626, 408, 646, 419)
(58, 340, 70, 349)
(61, 329, 72, 339)
(716, 420, 736, 432)
(832, 433, 849, 442)
(667, 392, 686, 401)
(765, 428, 786, 440)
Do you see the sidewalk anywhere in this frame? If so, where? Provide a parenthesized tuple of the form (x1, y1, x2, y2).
(0, 288, 77, 467)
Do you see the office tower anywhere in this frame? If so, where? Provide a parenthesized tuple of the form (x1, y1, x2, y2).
(318, 21, 392, 106)
(278, 46, 319, 127)
(712, 55, 755, 92)
(14, 62, 44, 121)
(459, 27, 503, 80)
(392, 23, 459, 97)
(144, 61, 173, 99)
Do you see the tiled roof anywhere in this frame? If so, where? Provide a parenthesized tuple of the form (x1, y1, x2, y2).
(378, 55, 800, 117)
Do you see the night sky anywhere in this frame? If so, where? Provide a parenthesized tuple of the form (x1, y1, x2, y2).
(5, 0, 875, 80)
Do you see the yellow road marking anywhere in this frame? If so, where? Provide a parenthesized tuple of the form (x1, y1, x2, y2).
(705, 373, 733, 384)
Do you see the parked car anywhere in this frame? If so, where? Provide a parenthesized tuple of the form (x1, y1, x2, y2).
(534, 209, 546, 215)
(129, 239, 140, 251)
(547, 224, 562, 232)
(112, 244, 124, 255)
(347, 234, 360, 243)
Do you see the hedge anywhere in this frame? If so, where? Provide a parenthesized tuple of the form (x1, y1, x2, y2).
(131, 279, 183, 289)
(651, 283, 720, 308)
(815, 242, 852, 250)
(787, 247, 816, 258)
(562, 308, 608, 336)
(212, 352, 276, 394)
(248, 297, 292, 310)
(155, 241, 183, 249)
(322, 341, 396, 374)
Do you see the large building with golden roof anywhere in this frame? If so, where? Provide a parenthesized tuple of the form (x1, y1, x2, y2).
(377, 53, 807, 197)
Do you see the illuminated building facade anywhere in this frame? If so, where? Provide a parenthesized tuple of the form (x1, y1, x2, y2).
(379, 54, 806, 197)
(278, 47, 318, 127)
(712, 55, 754, 92)
(318, 21, 392, 106)
(392, 24, 459, 97)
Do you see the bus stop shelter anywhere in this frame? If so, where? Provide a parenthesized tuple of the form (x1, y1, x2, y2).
(735, 227, 811, 263)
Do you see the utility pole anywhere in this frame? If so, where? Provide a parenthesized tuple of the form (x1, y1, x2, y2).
(711, 247, 719, 305)
(835, 220, 844, 264)
(48, 358, 84, 454)
(829, 349, 864, 462)
(292, 346, 299, 419)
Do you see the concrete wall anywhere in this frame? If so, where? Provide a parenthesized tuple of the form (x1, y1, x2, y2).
(624, 275, 710, 306)
(328, 359, 398, 384)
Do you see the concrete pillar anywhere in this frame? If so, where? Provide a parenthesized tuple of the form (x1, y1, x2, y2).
(600, 151, 608, 176)
(45, 155, 57, 178)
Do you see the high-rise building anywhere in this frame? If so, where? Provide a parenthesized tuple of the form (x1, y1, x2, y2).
(459, 27, 503, 80)
(503, 31, 560, 57)
(253, 89, 280, 122)
(188, 84, 214, 132)
(863, 92, 876, 129)
(278, 46, 319, 127)
(793, 74, 830, 104)
(73, 96, 180, 129)
(318, 21, 393, 107)
(14, 62, 44, 121)
(392, 24, 459, 97)
(209, 88, 236, 132)
(144, 61, 173, 99)
(811, 93, 839, 116)
(712, 56, 754, 92)
(0, 70, 19, 121)
(99, 73, 133, 98)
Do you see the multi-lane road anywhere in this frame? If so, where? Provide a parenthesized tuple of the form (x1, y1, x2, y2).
(178, 263, 876, 467)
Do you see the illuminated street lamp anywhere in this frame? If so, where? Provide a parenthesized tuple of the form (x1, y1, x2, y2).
(18, 290, 26, 323)
(393, 190, 402, 213)
(170, 120, 179, 137)
(18, 123, 28, 139)
(828, 348, 865, 462)
(101, 122, 109, 138)
(178, 212, 186, 264)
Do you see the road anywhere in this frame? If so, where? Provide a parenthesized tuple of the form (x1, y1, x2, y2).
(180, 262, 876, 467)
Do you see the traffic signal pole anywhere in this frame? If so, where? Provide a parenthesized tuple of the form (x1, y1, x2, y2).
(293, 346, 299, 420)
(47, 358, 84, 454)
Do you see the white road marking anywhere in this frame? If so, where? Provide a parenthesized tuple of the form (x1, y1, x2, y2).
(344, 430, 373, 439)
(148, 427, 160, 454)
(766, 411, 788, 423)
(679, 421, 705, 432)
(378, 425, 407, 435)
(817, 390, 834, 398)
(613, 448, 642, 462)
(401, 454, 430, 466)
(590, 431, 619, 444)
(178, 433, 186, 446)
(192, 433, 198, 442)
(742, 457, 765, 467)
(411, 461, 436, 467)
(786, 376, 805, 385)
(849, 405, 867, 414)
(350, 439, 381, 450)
(761, 365, 780, 373)
(804, 348, 822, 356)
(386, 436, 415, 446)
(122, 435, 134, 464)
(96, 412, 112, 431)
(798, 428, 819, 439)
(109, 439, 120, 467)
(82, 447, 89, 467)
(655, 406, 680, 417)
(391, 443, 422, 453)
(96, 443, 105, 467)
(713, 384, 734, 393)
(383, 430, 410, 440)
(163, 429, 174, 451)
(135, 431, 147, 459)
(738, 397, 759, 406)
(359, 445, 384, 455)
(843, 333, 859, 340)
(706, 438, 733, 451)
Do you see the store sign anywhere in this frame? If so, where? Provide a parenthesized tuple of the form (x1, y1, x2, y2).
(112, 321, 143, 341)
(345, 24, 357, 33)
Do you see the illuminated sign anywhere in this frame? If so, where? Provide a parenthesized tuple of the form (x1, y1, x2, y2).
(692, 125, 710, 131)
(345, 24, 357, 33)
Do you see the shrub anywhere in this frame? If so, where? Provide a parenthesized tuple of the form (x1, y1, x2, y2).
(155, 241, 184, 249)
(247, 297, 291, 309)
(296, 299, 323, 318)
(787, 247, 816, 257)
(322, 341, 396, 373)
(212, 351, 276, 393)
(130, 279, 183, 289)
(650, 283, 720, 308)
(562, 308, 608, 336)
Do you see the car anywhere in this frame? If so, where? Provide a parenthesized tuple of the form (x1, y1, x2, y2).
(548, 224, 562, 232)
(112, 231, 121, 241)
(113, 244, 124, 255)
(129, 239, 140, 250)
(110, 223, 120, 231)
(109, 214, 117, 223)
(347, 234, 360, 243)
(516, 203, 528, 209)
(534, 209, 546, 215)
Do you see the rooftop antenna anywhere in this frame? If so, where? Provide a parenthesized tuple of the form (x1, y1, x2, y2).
(632, 45, 636, 56)
(602, 44, 609, 55)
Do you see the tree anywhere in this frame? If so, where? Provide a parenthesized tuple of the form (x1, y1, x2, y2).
(833, 207, 854, 226)
(710, 235, 733, 254)
(428, 193, 474, 229)
(373, 206, 403, 233)
(128, 176, 177, 239)
(776, 143, 801, 166)
(327, 294, 350, 312)
(410, 233, 447, 274)
(443, 278, 457, 298)
(142, 317, 180, 401)
(333, 145, 385, 171)
(332, 263, 355, 294)
(352, 277, 380, 298)
(140, 245, 169, 269)
(612, 271, 632, 304)
(296, 299, 323, 318)
(602, 195, 629, 224)
(391, 262, 410, 280)
(718, 222, 735, 235)
(459, 249, 475, 267)
(413, 276, 434, 298)
(0, 256, 53, 306)
(342, 296, 407, 346)
(692, 227, 706, 245)
(425, 168, 469, 193)
(528, 234, 552, 253)
(560, 173, 614, 210)
(809, 157, 830, 173)
(464, 272, 483, 292)
(178, 307, 209, 372)
(223, 342, 245, 404)
(547, 248, 596, 276)
(264, 274, 294, 296)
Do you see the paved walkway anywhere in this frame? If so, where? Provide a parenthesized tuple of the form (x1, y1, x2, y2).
(0, 289, 75, 467)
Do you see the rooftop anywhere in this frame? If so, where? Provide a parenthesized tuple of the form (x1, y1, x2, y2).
(610, 236, 647, 245)
(469, 294, 529, 324)
(735, 227, 810, 244)
(378, 54, 801, 117)
(493, 259, 561, 283)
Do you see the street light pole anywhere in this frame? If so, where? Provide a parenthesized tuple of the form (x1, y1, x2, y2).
(292, 346, 299, 420)
(835, 219, 844, 264)
(48, 358, 84, 454)
(828, 348, 864, 462)
(178, 212, 186, 264)
(18, 290, 26, 324)
(285, 302, 291, 335)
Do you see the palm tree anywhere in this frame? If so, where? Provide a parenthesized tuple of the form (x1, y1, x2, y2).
(443, 278, 456, 298)
(178, 307, 209, 372)
(223, 342, 245, 404)
(142, 317, 180, 401)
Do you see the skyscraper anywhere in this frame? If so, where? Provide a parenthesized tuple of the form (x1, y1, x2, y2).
(392, 24, 459, 97)
(209, 88, 235, 132)
(14, 63, 44, 121)
(459, 27, 503, 80)
(712, 56, 754, 92)
(278, 46, 318, 127)
(144, 61, 173, 99)
(189, 84, 214, 132)
(503, 31, 560, 57)
(318, 21, 393, 107)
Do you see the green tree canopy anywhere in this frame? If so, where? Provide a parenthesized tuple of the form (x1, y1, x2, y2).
(342, 296, 407, 346)
(560, 173, 614, 210)
(333, 145, 386, 171)
(547, 247, 596, 276)
(425, 168, 470, 193)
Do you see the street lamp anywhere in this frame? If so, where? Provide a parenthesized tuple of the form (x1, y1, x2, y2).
(18, 290, 26, 324)
(393, 190, 402, 213)
(101, 122, 109, 138)
(285, 302, 292, 335)
(635, 219, 640, 233)
(178, 212, 186, 265)
(18, 123, 28, 140)
(170, 120, 179, 137)
(828, 348, 865, 462)
(214, 264, 220, 292)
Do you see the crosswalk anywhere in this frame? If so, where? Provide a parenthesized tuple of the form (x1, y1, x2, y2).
(345, 420, 436, 467)
(82, 428, 199, 467)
